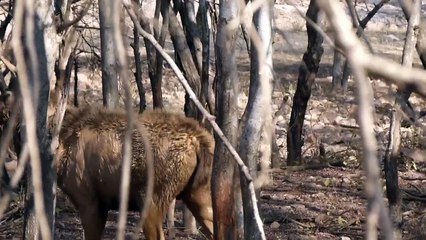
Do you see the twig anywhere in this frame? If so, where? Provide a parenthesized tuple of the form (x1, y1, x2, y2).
(123, 0, 265, 237)
(56, 0, 93, 33)
(288, 0, 426, 98)
(282, 1, 344, 54)
(316, 1, 394, 240)
(113, 0, 135, 238)
(113, 2, 154, 240)
(0, 55, 17, 73)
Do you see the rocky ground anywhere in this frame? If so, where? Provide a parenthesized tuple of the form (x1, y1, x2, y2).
(2, 0, 426, 239)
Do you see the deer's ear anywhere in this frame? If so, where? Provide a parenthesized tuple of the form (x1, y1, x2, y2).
(2, 91, 14, 106)
(0, 91, 14, 112)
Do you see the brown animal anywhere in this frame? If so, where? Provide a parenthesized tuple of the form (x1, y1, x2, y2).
(0, 93, 214, 239)
(56, 106, 214, 239)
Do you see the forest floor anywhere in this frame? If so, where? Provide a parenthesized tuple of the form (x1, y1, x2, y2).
(2, 0, 426, 239)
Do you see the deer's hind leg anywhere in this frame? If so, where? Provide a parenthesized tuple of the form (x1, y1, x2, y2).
(79, 202, 108, 240)
(181, 185, 214, 239)
(143, 204, 166, 240)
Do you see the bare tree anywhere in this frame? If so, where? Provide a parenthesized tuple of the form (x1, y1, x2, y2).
(287, 0, 324, 166)
(211, 0, 240, 238)
(99, 0, 119, 109)
(332, 0, 388, 90)
(384, 0, 421, 239)
(238, 0, 273, 238)
(131, 0, 167, 108)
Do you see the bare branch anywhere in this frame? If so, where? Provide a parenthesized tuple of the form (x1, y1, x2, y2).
(316, 0, 394, 239)
(113, 0, 136, 238)
(114, 2, 154, 240)
(57, 0, 93, 33)
(0, 55, 17, 73)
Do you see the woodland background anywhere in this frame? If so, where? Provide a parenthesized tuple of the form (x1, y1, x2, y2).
(0, 0, 426, 239)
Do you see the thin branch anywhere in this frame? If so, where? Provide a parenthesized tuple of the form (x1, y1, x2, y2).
(288, 0, 426, 97)
(114, 2, 154, 240)
(316, 0, 394, 239)
(57, 0, 93, 33)
(51, 28, 79, 153)
(0, 55, 17, 73)
(113, 0, 135, 238)
(283, 2, 344, 54)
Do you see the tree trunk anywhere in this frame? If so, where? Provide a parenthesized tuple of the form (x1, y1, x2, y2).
(132, 22, 146, 113)
(73, 59, 79, 107)
(238, 0, 273, 238)
(385, 1, 421, 239)
(212, 0, 240, 237)
(150, 0, 170, 109)
(99, 0, 119, 109)
(132, 0, 165, 108)
(332, 48, 344, 89)
(287, 0, 324, 166)
(179, 0, 203, 73)
(197, 0, 214, 114)
(17, 0, 60, 238)
(168, 6, 202, 120)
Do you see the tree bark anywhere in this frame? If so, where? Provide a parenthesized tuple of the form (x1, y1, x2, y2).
(212, 0, 240, 237)
(99, 0, 119, 109)
(197, 0, 214, 114)
(287, 0, 324, 166)
(179, 0, 203, 73)
(132, 22, 146, 113)
(168, 6, 202, 120)
(17, 0, 60, 238)
(385, 1, 421, 239)
(238, 0, 273, 238)
(132, 0, 165, 108)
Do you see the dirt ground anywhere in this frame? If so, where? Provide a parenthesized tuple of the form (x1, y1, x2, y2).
(2, 0, 426, 239)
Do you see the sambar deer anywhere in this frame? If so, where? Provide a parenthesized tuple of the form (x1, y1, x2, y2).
(0, 91, 214, 240)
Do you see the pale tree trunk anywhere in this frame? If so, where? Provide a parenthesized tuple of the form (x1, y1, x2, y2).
(99, 0, 119, 109)
(212, 0, 240, 238)
(13, 0, 60, 239)
(238, 0, 273, 238)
